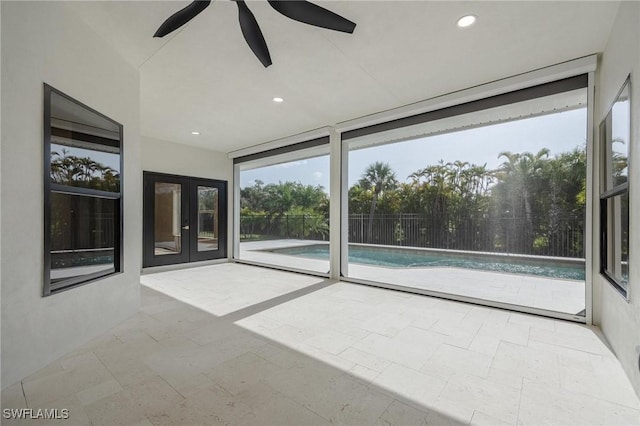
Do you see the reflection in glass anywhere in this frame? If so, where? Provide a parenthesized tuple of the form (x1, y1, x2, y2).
(49, 91, 121, 192)
(50, 193, 115, 283)
(154, 183, 182, 255)
(50, 91, 120, 135)
(197, 186, 219, 252)
(45, 87, 122, 294)
(600, 78, 630, 297)
(610, 82, 630, 187)
(604, 192, 629, 291)
(50, 144, 120, 192)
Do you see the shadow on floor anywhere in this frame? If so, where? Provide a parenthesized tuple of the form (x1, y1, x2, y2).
(2, 280, 469, 426)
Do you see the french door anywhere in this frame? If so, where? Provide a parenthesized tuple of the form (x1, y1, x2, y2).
(143, 172, 227, 267)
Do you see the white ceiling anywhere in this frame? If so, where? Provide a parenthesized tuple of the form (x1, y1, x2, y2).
(67, 1, 619, 154)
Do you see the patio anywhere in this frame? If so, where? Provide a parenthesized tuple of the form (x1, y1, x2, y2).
(239, 239, 586, 316)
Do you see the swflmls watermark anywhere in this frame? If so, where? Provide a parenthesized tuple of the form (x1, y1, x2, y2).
(3, 408, 70, 420)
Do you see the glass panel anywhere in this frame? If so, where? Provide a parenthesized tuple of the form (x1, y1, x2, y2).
(50, 193, 115, 284)
(238, 148, 330, 274)
(346, 89, 587, 316)
(50, 91, 121, 192)
(609, 81, 630, 188)
(50, 144, 120, 192)
(154, 182, 182, 256)
(45, 88, 122, 294)
(50, 91, 120, 135)
(197, 186, 219, 252)
(604, 193, 629, 292)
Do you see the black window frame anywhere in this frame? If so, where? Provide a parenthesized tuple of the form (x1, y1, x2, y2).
(43, 84, 124, 296)
(599, 76, 631, 299)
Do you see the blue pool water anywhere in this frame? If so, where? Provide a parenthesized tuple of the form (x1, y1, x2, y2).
(269, 245, 585, 281)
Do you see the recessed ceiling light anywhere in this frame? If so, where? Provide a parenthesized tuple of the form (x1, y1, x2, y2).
(273, 97, 284, 103)
(457, 15, 477, 28)
(191, 131, 200, 135)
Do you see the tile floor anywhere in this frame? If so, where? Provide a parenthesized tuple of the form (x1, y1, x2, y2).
(2, 263, 638, 425)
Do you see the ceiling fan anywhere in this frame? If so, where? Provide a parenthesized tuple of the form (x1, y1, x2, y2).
(154, 0, 356, 68)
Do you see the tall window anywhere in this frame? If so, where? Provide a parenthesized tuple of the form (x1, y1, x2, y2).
(44, 85, 123, 295)
(600, 77, 630, 297)
(234, 140, 330, 275)
(342, 76, 588, 317)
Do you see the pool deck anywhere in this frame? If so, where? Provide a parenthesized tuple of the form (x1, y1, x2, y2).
(239, 239, 586, 316)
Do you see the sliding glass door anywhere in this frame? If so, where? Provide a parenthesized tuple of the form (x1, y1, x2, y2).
(234, 140, 330, 275)
(230, 72, 593, 321)
(143, 172, 227, 267)
(342, 76, 588, 318)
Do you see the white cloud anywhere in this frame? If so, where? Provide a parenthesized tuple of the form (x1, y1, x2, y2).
(275, 160, 307, 169)
(312, 171, 323, 181)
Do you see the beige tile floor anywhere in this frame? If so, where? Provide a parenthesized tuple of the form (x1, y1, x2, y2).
(2, 263, 638, 425)
(239, 240, 585, 315)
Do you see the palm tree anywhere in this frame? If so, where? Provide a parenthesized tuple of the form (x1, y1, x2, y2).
(409, 161, 453, 230)
(100, 167, 119, 192)
(78, 157, 98, 185)
(611, 137, 628, 186)
(50, 150, 64, 183)
(359, 162, 397, 243)
(497, 148, 549, 252)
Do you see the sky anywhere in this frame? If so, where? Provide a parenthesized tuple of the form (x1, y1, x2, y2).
(241, 156, 331, 191)
(612, 98, 630, 168)
(241, 107, 589, 192)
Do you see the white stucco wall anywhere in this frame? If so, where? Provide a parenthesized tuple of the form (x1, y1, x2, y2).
(594, 1, 640, 398)
(141, 136, 233, 260)
(141, 136, 231, 182)
(1, 2, 141, 388)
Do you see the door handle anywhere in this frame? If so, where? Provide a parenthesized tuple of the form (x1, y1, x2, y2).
(182, 225, 190, 230)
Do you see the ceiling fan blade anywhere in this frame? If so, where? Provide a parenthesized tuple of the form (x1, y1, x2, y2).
(236, 1, 272, 68)
(154, 0, 211, 38)
(268, 0, 356, 34)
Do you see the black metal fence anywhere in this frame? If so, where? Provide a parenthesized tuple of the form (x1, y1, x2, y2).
(198, 212, 215, 236)
(349, 213, 583, 258)
(241, 213, 584, 258)
(240, 214, 329, 241)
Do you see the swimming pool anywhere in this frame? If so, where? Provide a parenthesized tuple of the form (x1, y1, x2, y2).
(266, 244, 585, 280)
